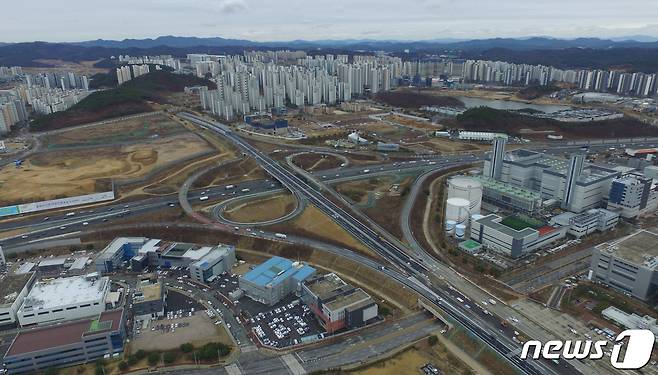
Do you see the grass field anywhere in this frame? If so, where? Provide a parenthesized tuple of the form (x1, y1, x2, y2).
(500, 215, 543, 230)
(223, 193, 296, 223)
(291, 153, 343, 171)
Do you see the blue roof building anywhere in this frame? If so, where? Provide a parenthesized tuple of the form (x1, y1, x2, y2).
(239, 256, 316, 306)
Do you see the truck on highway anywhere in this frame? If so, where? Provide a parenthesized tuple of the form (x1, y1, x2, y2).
(241, 188, 250, 193)
(225, 185, 235, 190)
(362, 169, 370, 173)
(275, 233, 287, 239)
(199, 196, 209, 201)
(488, 299, 497, 305)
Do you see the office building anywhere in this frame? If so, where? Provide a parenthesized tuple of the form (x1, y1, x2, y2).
(470, 214, 567, 258)
(590, 230, 658, 301)
(240, 256, 316, 306)
(189, 245, 236, 283)
(95, 237, 149, 273)
(16, 273, 110, 326)
(95, 237, 235, 278)
(301, 273, 378, 333)
(607, 173, 658, 218)
(3, 309, 125, 374)
(0, 273, 36, 327)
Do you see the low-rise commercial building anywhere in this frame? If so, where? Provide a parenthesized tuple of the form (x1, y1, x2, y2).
(0, 272, 36, 327)
(301, 273, 378, 333)
(590, 230, 658, 301)
(16, 273, 110, 326)
(470, 214, 567, 258)
(3, 309, 125, 374)
(240, 256, 316, 306)
(132, 278, 166, 319)
(189, 245, 236, 283)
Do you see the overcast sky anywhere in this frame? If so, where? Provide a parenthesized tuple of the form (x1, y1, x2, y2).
(3, 0, 658, 42)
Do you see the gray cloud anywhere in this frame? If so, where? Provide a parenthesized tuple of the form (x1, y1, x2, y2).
(1, 0, 657, 42)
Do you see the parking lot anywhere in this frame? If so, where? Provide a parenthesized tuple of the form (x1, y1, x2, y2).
(246, 296, 325, 348)
(131, 312, 230, 351)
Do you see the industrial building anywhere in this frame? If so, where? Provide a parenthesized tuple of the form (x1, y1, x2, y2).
(602, 306, 658, 341)
(240, 256, 316, 306)
(590, 230, 658, 301)
(0, 272, 36, 327)
(189, 245, 237, 283)
(3, 309, 125, 374)
(132, 277, 166, 319)
(376, 142, 400, 152)
(301, 273, 378, 333)
(484, 148, 620, 213)
(470, 214, 567, 258)
(476, 176, 542, 213)
(16, 273, 110, 326)
(607, 173, 658, 218)
(550, 209, 620, 238)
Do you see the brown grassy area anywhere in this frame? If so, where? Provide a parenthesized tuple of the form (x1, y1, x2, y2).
(0, 133, 212, 205)
(291, 153, 344, 171)
(266, 205, 376, 258)
(345, 335, 474, 375)
(362, 176, 415, 240)
(223, 193, 296, 223)
(192, 158, 266, 188)
(335, 176, 396, 204)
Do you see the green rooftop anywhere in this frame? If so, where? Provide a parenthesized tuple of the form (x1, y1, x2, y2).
(460, 239, 481, 250)
(476, 176, 541, 201)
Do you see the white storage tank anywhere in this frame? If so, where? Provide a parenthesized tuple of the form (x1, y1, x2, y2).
(455, 224, 466, 239)
(445, 220, 457, 235)
(447, 177, 482, 214)
(445, 197, 470, 224)
(470, 214, 485, 223)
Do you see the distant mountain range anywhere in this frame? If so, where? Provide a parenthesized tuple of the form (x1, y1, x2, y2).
(66, 35, 658, 50)
(1, 36, 658, 72)
(3, 35, 658, 50)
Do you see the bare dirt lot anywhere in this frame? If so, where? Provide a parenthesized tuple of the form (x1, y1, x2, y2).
(131, 314, 231, 351)
(41, 115, 186, 149)
(0, 133, 212, 205)
(223, 193, 296, 223)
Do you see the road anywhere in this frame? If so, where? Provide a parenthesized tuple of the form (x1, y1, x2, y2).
(178, 112, 569, 375)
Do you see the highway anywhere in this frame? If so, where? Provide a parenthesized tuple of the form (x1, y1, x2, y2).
(178, 112, 570, 375)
